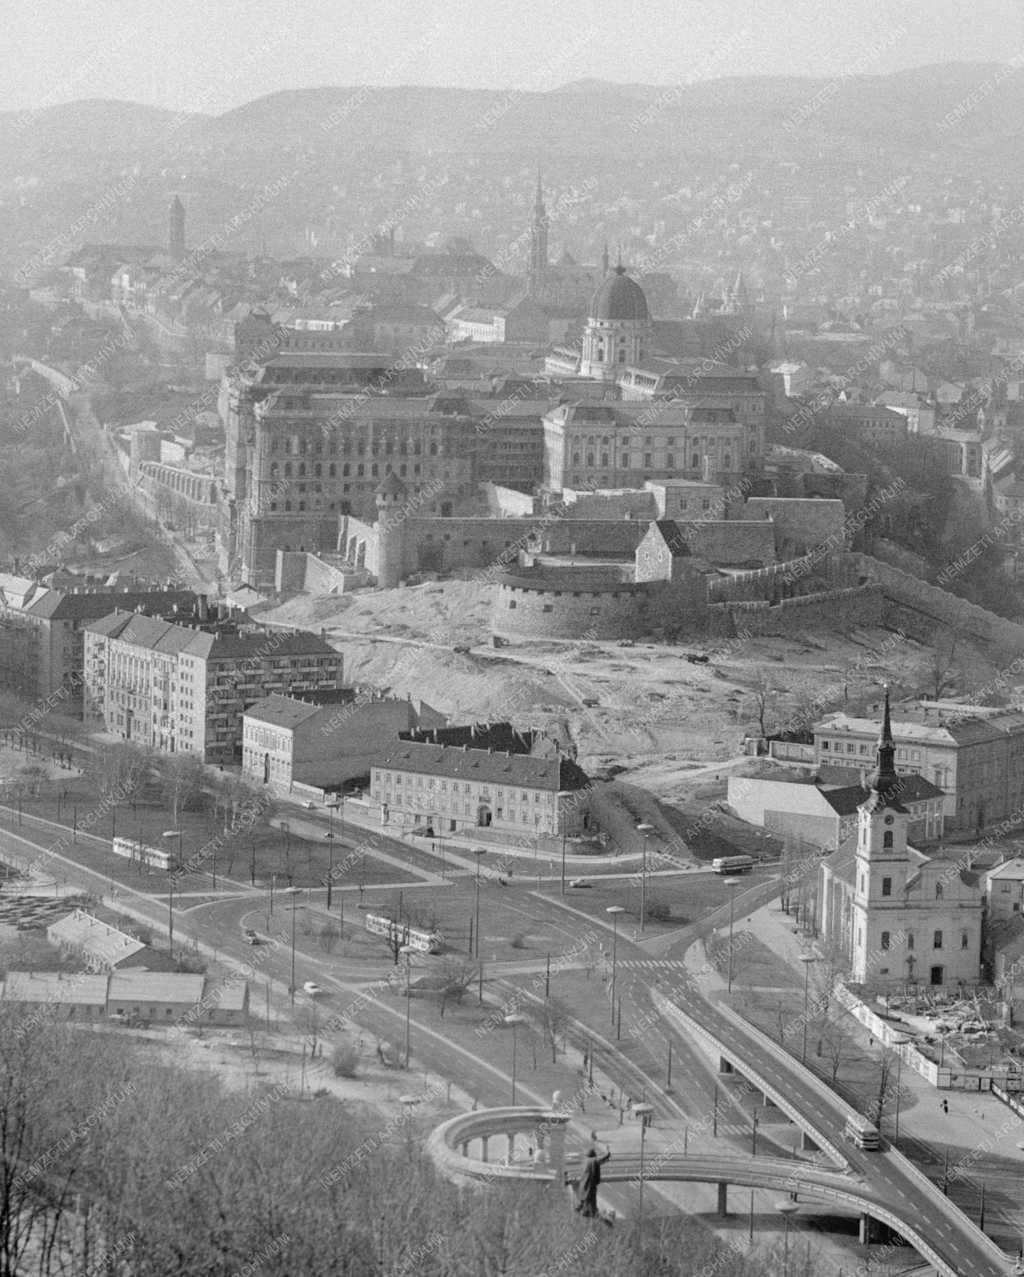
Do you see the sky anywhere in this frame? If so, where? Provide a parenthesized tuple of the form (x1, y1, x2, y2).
(2, 0, 1023, 115)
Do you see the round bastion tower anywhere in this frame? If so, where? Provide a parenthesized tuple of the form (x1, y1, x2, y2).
(375, 471, 408, 589)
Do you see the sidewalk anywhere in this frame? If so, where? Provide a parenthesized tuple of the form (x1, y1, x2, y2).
(721, 903, 1024, 1165)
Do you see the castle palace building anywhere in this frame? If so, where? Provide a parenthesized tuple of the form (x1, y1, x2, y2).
(819, 690, 983, 990)
(542, 400, 752, 494)
(220, 328, 481, 583)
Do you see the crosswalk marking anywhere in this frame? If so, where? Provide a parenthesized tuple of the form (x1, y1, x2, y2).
(616, 958, 688, 970)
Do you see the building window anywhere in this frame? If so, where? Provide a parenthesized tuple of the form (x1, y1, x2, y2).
(961, 931, 969, 949)
(883, 831, 893, 850)
(881, 876, 891, 897)
(935, 883, 943, 900)
(881, 931, 890, 950)
(933, 930, 943, 949)
(907, 932, 914, 950)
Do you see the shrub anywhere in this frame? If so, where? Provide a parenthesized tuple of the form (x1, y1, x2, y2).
(645, 897, 672, 923)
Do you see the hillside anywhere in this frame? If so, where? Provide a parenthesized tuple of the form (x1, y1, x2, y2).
(3, 62, 1024, 274)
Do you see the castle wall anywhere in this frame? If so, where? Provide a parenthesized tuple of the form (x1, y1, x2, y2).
(709, 584, 882, 637)
(743, 497, 847, 555)
(855, 554, 1024, 654)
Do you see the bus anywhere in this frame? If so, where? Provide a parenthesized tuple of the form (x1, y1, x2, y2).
(843, 1114, 881, 1151)
(711, 854, 755, 874)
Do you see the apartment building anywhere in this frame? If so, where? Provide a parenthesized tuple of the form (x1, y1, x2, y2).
(84, 611, 343, 763)
(814, 703, 1024, 832)
(0, 574, 198, 715)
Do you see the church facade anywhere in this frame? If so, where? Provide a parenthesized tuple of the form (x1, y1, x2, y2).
(819, 692, 983, 990)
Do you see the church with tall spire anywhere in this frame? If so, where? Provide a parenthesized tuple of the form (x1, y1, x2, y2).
(820, 687, 983, 990)
(528, 169, 549, 294)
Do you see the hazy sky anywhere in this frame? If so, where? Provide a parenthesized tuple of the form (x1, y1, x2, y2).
(3, 0, 1022, 114)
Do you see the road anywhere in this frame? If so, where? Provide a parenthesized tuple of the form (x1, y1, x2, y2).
(3, 811, 1014, 1273)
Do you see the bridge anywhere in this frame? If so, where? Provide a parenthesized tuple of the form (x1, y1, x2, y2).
(426, 1105, 1014, 1276)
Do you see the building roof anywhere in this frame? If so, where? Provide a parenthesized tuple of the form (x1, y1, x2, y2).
(649, 520, 691, 556)
(200, 979, 249, 1011)
(985, 857, 1024, 884)
(821, 772, 945, 816)
(2, 971, 108, 1006)
(46, 911, 147, 967)
(244, 694, 323, 730)
(589, 266, 649, 322)
(107, 972, 206, 1004)
(374, 741, 590, 792)
(26, 589, 197, 623)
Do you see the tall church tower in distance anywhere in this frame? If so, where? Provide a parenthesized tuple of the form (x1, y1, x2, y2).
(851, 687, 910, 982)
(169, 195, 186, 260)
(529, 170, 549, 295)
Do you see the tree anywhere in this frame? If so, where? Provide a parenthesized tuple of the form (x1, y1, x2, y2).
(437, 958, 478, 1018)
(746, 672, 780, 739)
(156, 753, 205, 827)
(318, 923, 340, 954)
(538, 997, 571, 1063)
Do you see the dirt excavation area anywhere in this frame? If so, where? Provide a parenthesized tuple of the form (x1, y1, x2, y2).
(258, 579, 962, 800)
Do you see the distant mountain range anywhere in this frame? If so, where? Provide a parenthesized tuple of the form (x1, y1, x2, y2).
(1, 62, 1021, 276)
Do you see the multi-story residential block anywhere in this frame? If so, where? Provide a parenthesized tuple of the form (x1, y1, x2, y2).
(83, 611, 343, 763)
(814, 703, 1024, 833)
(0, 575, 198, 716)
(370, 740, 591, 840)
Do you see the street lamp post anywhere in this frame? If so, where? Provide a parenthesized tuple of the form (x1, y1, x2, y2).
(775, 1200, 799, 1274)
(290, 895, 297, 1005)
(325, 802, 338, 912)
(633, 1102, 654, 1246)
(161, 830, 182, 957)
(473, 848, 486, 959)
(606, 906, 625, 1025)
(636, 823, 654, 933)
(560, 827, 567, 897)
(398, 1094, 420, 1149)
(504, 1013, 526, 1105)
(400, 944, 415, 1069)
(892, 1036, 910, 1138)
(724, 877, 741, 992)
(799, 954, 818, 1064)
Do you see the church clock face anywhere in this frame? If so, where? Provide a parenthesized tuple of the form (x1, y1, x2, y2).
(884, 816, 894, 826)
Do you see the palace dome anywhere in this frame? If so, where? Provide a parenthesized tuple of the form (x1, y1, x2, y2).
(589, 265, 649, 322)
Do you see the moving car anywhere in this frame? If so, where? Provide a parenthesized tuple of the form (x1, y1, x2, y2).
(243, 927, 259, 944)
(302, 981, 323, 996)
(569, 878, 592, 889)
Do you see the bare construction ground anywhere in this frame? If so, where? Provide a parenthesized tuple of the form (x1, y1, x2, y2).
(258, 580, 958, 808)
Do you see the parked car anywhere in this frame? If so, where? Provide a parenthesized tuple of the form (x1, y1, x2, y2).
(686, 653, 710, 664)
(303, 982, 323, 996)
(243, 927, 258, 944)
(569, 878, 592, 889)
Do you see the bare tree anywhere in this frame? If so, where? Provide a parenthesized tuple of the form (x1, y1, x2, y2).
(537, 997, 570, 1063)
(156, 753, 205, 826)
(438, 959, 478, 1019)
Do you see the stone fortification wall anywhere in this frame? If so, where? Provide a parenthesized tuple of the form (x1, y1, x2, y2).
(709, 583, 882, 637)
(275, 551, 366, 595)
(707, 552, 852, 603)
(742, 496, 847, 556)
(854, 554, 1024, 654)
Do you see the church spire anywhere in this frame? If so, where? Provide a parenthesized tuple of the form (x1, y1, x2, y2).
(867, 685, 903, 807)
(529, 168, 549, 293)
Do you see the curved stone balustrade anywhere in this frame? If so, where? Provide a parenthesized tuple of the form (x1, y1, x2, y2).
(426, 1106, 572, 1183)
